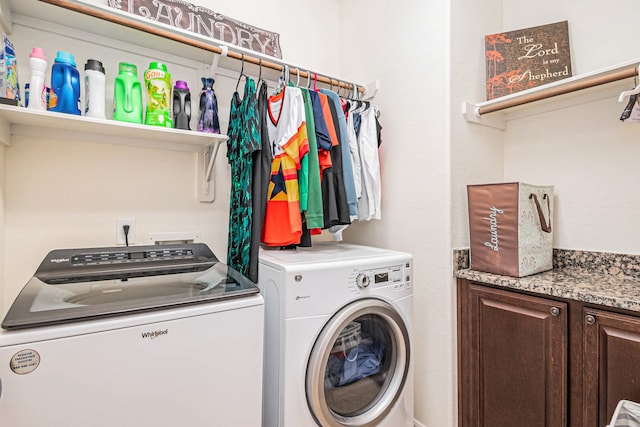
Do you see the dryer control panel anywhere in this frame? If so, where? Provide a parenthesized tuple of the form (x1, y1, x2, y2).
(352, 263, 411, 293)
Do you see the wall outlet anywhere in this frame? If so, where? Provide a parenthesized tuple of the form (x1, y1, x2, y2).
(116, 218, 136, 246)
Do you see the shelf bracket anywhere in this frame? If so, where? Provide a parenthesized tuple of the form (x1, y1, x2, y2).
(0, 113, 10, 146)
(461, 102, 505, 130)
(208, 45, 228, 78)
(362, 79, 379, 101)
(197, 139, 225, 203)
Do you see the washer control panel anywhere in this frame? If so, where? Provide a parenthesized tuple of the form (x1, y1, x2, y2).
(351, 263, 411, 292)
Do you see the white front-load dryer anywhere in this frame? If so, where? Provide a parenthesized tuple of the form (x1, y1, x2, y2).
(258, 243, 413, 427)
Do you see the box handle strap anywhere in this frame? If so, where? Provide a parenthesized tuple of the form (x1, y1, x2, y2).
(529, 193, 552, 233)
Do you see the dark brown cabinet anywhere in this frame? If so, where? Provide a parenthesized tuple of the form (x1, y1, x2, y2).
(458, 278, 640, 427)
(458, 281, 567, 426)
(582, 308, 640, 426)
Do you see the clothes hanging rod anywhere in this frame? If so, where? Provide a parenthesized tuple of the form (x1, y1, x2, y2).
(477, 64, 639, 115)
(39, 0, 365, 96)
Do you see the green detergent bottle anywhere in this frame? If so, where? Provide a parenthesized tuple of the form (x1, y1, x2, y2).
(113, 62, 143, 124)
(144, 62, 172, 127)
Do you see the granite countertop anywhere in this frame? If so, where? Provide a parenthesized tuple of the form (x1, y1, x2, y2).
(453, 249, 640, 312)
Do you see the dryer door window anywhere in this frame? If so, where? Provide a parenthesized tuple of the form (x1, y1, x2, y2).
(306, 298, 410, 427)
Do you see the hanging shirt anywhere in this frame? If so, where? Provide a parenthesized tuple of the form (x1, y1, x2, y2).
(309, 90, 333, 180)
(320, 93, 351, 229)
(357, 104, 382, 221)
(247, 79, 272, 283)
(226, 77, 260, 277)
(299, 87, 324, 230)
(261, 86, 309, 246)
(346, 102, 362, 202)
(322, 89, 358, 218)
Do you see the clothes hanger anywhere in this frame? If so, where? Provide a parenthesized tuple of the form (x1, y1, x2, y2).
(306, 70, 312, 89)
(351, 83, 363, 109)
(352, 83, 359, 102)
(274, 65, 284, 94)
(620, 93, 638, 121)
(618, 66, 640, 102)
(294, 67, 300, 86)
(313, 73, 319, 92)
(235, 54, 245, 93)
(275, 64, 289, 94)
(258, 58, 263, 84)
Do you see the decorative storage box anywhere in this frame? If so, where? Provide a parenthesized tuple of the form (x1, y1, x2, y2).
(467, 182, 554, 277)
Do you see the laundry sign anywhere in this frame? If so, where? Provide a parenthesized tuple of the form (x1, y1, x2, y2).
(107, 0, 283, 58)
(484, 21, 572, 100)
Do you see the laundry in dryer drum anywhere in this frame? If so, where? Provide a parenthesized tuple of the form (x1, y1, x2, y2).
(325, 339, 386, 388)
(326, 320, 385, 387)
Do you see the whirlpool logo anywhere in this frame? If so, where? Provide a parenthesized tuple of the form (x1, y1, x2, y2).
(141, 329, 168, 340)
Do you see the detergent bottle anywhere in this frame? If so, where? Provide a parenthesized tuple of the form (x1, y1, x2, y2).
(197, 77, 220, 133)
(84, 59, 106, 119)
(27, 47, 47, 110)
(113, 62, 143, 124)
(172, 80, 191, 130)
(49, 51, 81, 115)
(144, 62, 172, 127)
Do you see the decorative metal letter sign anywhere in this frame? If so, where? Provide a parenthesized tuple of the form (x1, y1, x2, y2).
(108, 0, 282, 58)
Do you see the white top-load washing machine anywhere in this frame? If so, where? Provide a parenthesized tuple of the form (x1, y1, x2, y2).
(258, 242, 413, 427)
(0, 243, 264, 427)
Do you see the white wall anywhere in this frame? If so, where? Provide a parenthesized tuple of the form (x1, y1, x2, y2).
(2, 0, 342, 310)
(448, 2, 640, 426)
(203, 0, 342, 77)
(503, 0, 640, 74)
(501, 0, 640, 254)
(339, 0, 455, 425)
(450, 0, 504, 248)
(4, 1, 460, 426)
(449, 2, 505, 427)
(452, 1, 640, 255)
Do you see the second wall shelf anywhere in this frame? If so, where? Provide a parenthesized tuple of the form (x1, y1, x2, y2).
(463, 59, 639, 130)
(0, 104, 228, 203)
(0, 104, 226, 151)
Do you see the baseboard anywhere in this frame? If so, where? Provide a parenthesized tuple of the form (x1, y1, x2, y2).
(414, 419, 428, 427)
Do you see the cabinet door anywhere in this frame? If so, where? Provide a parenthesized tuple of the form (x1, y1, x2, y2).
(458, 281, 567, 427)
(583, 308, 640, 426)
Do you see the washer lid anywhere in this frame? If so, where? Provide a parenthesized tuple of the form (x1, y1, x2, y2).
(2, 243, 259, 330)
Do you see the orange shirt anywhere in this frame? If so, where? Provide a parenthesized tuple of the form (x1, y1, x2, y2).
(261, 87, 309, 246)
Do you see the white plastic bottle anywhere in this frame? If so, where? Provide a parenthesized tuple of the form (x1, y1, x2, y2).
(27, 47, 47, 110)
(84, 59, 106, 119)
